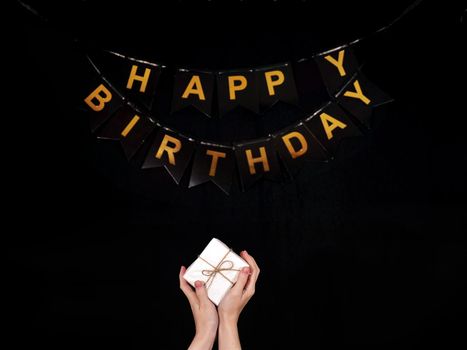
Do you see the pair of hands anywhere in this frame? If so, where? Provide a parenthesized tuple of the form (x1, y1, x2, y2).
(179, 250, 260, 350)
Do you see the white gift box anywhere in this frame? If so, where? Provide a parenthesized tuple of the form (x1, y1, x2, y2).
(183, 238, 249, 305)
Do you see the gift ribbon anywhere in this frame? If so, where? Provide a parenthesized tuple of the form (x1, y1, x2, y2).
(198, 249, 241, 289)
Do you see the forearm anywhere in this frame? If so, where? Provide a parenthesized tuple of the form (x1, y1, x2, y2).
(218, 317, 241, 350)
(188, 330, 217, 350)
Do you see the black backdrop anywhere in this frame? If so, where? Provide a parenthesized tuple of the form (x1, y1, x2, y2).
(7, 1, 467, 349)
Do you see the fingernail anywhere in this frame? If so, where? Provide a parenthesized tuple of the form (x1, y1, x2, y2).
(243, 250, 248, 255)
(195, 281, 203, 288)
(180, 266, 185, 273)
(242, 267, 250, 274)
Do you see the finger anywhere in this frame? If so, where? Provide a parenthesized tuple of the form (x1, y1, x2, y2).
(241, 251, 260, 277)
(240, 251, 260, 297)
(231, 266, 251, 295)
(179, 266, 198, 305)
(194, 280, 211, 307)
(241, 250, 259, 274)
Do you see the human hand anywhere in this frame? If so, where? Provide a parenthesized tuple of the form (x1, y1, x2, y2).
(179, 266, 218, 350)
(217, 250, 260, 350)
(218, 250, 260, 323)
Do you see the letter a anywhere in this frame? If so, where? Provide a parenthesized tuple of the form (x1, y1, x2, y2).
(182, 76, 206, 101)
(319, 113, 347, 140)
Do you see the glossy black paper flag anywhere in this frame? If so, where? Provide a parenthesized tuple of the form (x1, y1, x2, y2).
(256, 63, 299, 112)
(81, 75, 124, 132)
(171, 69, 214, 117)
(336, 73, 393, 128)
(235, 138, 281, 191)
(94, 51, 164, 110)
(294, 59, 330, 113)
(315, 48, 360, 94)
(97, 105, 156, 159)
(217, 70, 259, 116)
(189, 143, 234, 194)
(274, 123, 328, 175)
(142, 128, 195, 184)
(304, 102, 362, 157)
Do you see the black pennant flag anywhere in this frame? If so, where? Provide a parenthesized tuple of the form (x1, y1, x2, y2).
(273, 123, 328, 175)
(235, 138, 281, 191)
(304, 102, 362, 157)
(171, 69, 214, 117)
(93, 51, 164, 110)
(294, 59, 330, 113)
(189, 143, 234, 194)
(81, 74, 124, 132)
(97, 105, 156, 159)
(336, 73, 393, 128)
(217, 69, 259, 116)
(315, 47, 360, 94)
(256, 63, 299, 112)
(142, 128, 195, 184)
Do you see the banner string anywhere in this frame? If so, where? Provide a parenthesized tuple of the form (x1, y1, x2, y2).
(315, 0, 424, 56)
(17, 0, 425, 62)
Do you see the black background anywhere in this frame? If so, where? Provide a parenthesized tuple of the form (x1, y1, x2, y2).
(7, 1, 466, 348)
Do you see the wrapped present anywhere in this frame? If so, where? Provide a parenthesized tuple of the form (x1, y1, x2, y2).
(183, 238, 249, 305)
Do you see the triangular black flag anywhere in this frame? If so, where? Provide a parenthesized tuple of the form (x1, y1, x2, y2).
(235, 138, 281, 191)
(217, 69, 259, 116)
(97, 105, 156, 159)
(273, 123, 328, 175)
(171, 69, 214, 117)
(315, 47, 360, 94)
(142, 128, 195, 184)
(256, 63, 299, 112)
(81, 74, 124, 132)
(189, 143, 235, 194)
(304, 102, 362, 157)
(336, 73, 393, 128)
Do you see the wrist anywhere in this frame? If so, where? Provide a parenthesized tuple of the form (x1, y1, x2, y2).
(218, 318, 241, 350)
(219, 313, 239, 327)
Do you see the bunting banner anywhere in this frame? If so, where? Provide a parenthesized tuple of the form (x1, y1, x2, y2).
(17, 0, 426, 193)
(80, 44, 392, 194)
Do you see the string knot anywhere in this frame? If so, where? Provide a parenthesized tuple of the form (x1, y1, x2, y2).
(198, 249, 240, 289)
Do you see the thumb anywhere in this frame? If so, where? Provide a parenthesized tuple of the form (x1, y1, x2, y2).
(194, 280, 210, 305)
(231, 267, 250, 294)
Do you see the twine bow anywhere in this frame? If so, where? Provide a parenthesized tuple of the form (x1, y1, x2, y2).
(198, 249, 240, 289)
